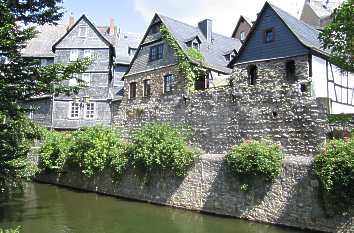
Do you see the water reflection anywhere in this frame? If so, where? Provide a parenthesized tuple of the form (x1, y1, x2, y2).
(0, 183, 313, 233)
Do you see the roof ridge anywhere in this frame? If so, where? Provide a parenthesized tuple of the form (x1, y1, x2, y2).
(158, 13, 239, 41)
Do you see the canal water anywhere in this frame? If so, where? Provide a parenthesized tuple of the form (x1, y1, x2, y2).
(0, 182, 314, 233)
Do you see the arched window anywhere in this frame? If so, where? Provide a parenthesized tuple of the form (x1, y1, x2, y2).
(285, 60, 296, 83)
(247, 65, 257, 85)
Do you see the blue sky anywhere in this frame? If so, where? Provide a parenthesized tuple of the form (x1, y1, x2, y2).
(59, 0, 340, 36)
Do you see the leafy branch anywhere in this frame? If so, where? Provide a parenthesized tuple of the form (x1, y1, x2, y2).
(160, 24, 206, 94)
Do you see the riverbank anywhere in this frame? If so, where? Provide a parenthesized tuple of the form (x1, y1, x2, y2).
(35, 154, 354, 233)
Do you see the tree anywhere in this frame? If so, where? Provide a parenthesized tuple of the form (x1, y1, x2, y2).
(319, 0, 354, 73)
(0, 0, 91, 193)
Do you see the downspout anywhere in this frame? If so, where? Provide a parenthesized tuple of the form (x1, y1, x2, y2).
(51, 91, 55, 131)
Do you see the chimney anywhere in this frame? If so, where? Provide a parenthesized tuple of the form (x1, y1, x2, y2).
(68, 14, 75, 31)
(109, 17, 115, 35)
(198, 19, 212, 43)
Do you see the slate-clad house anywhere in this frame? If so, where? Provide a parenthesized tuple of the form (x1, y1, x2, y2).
(123, 14, 242, 100)
(229, 2, 354, 114)
(24, 15, 141, 129)
(231, 15, 253, 42)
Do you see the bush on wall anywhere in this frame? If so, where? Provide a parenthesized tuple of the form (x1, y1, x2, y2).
(39, 127, 129, 178)
(314, 136, 354, 210)
(225, 140, 283, 181)
(130, 122, 200, 176)
(68, 126, 129, 177)
(39, 130, 71, 171)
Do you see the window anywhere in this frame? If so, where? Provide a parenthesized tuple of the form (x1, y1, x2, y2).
(192, 41, 200, 50)
(195, 75, 209, 90)
(69, 102, 80, 119)
(128, 47, 137, 56)
(69, 74, 79, 86)
(149, 44, 163, 61)
(285, 60, 296, 83)
(40, 59, 48, 67)
(248, 65, 257, 85)
(240, 31, 245, 41)
(78, 25, 88, 37)
(0, 52, 9, 64)
(84, 50, 92, 58)
(164, 74, 175, 93)
(150, 23, 160, 34)
(225, 54, 231, 62)
(81, 73, 91, 86)
(70, 50, 79, 62)
(85, 102, 95, 119)
(264, 28, 274, 43)
(129, 82, 137, 99)
(143, 79, 151, 97)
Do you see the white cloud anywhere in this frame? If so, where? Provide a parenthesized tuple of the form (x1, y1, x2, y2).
(133, 0, 306, 36)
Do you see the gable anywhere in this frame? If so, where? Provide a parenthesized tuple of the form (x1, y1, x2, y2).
(54, 16, 110, 49)
(237, 6, 309, 64)
(126, 15, 177, 76)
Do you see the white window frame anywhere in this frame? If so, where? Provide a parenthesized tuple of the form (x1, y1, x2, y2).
(114, 80, 124, 87)
(69, 49, 79, 62)
(69, 74, 79, 86)
(83, 49, 92, 58)
(84, 102, 96, 119)
(68, 102, 80, 119)
(78, 25, 88, 38)
(240, 31, 245, 41)
(81, 73, 91, 87)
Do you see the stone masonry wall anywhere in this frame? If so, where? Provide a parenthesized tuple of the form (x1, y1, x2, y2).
(113, 55, 328, 156)
(35, 155, 354, 233)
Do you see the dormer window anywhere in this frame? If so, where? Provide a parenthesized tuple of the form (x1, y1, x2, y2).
(128, 47, 137, 56)
(186, 37, 201, 50)
(240, 31, 245, 41)
(264, 28, 274, 43)
(224, 51, 236, 62)
(78, 25, 88, 38)
(150, 23, 160, 34)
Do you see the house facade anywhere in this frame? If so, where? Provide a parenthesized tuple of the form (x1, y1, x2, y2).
(121, 14, 241, 100)
(24, 15, 141, 129)
(229, 2, 354, 114)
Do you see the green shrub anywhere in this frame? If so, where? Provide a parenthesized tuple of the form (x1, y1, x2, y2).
(225, 140, 283, 180)
(314, 136, 354, 209)
(0, 226, 20, 233)
(68, 126, 128, 177)
(39, 130, 71, 171)
(131, 122, 200, 176)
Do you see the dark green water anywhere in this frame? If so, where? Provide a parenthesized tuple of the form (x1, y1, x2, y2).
(0, 182, 314, 233)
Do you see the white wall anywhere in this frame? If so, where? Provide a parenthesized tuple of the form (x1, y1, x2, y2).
(312, 55, 354, 114)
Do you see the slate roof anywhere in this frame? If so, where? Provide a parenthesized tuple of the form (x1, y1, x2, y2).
(306, 0, 341, 19)
(229, 2, 329, 67)
(21, 24, 67, 58)
(158, 14, 242, 74)
(115, 32, 142, 65)
(269, 2, 329, 56)
(97, 26, 118, 45)
(231, 15, 253, 38)
(22, 15, 142, 65)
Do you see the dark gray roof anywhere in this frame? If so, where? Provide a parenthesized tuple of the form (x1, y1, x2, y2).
(269, 2, 329, 56)
(22, 24, 67, 58)
(115, 32, 142, 65)
(97, 26, 118, 45)
(158, 14, 242, 74)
